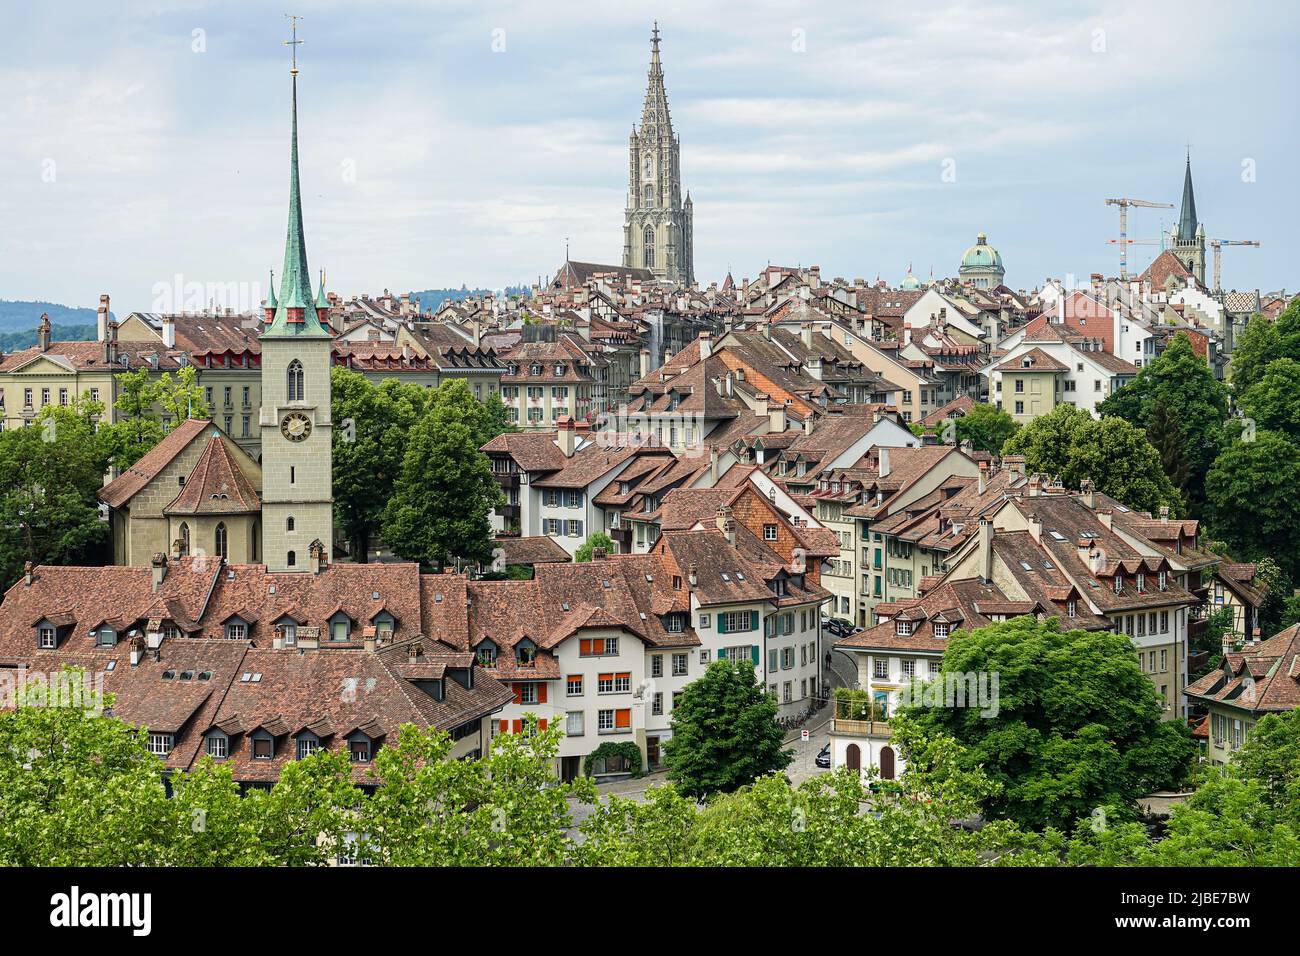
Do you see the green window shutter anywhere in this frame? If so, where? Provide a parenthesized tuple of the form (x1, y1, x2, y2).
(751, 646, 760, 667)
(750, 610, 759, 631)
(718, 649, 727, 660)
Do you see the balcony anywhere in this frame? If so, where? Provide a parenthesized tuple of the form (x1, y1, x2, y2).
(499, 503, 521, 523)
(610, 526, 632, 548)
(830, 718, 891, 738)
(494, 471, 520, 491)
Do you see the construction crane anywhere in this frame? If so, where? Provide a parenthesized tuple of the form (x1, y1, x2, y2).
(1209, 239, 1261, 292)
(1105, 198, 1174, 280)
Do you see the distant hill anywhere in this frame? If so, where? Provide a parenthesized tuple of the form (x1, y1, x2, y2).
(0, 323, 98, 352)
(411, 286, 529, 314)
(0, 299, 109, 333)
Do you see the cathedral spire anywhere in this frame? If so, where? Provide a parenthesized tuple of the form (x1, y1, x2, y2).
(640, 21, 671, 137)
(264, 17, 330, 339)
(1177, 152, 1198, 243)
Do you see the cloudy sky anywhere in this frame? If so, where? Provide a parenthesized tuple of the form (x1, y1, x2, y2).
(1, 0, 1296, 311)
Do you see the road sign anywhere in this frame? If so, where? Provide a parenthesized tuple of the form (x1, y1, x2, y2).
(801, 729, 809, 742)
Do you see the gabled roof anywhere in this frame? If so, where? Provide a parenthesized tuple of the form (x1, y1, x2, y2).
(164, 436, 261, 515)
(99, 419, 212, 509)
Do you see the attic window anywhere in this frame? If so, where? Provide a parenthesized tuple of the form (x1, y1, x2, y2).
(241, 672, 252, 682)
(435, 593, 443, 603)
(268, 585, 277, 594)
(562, 602, 571, 611)
(198, 671, 211, 681)
(179, 671, 193, 681)
(372, 592, 380, 600)
(105, 660, 116, 671)
(735, 572, 746, 581)
(1048, 531, 1066, 541)
(602, 580, 611, 589)
(162, 671, 175, 680)
(1020, 561, 1033, 571)
(721, 573, 730, 582)
(251, 673, 262, 683)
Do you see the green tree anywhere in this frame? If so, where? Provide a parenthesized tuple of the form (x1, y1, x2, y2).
(954, 402, 1019, 455)
(662, 659, 790, 797)
(1002, 404, 1182, 515)
(330, 368, 430, 561)
(1229, 312, 1283, 396)
(1204, 429, 1300, 579)
(0, 400, 111, 588)
(1097, 333, 1228, 512)
(156, 364, 210, 427)
(898, 616, 1193, 832)
(100, 367, 165, 471)
(574, 531, 616, 562)
(1145, 400, 1190, 497)
(381, 388, 504, 570)
(1239, 358, 1300, 443)
(1275, 295, 1300, 361)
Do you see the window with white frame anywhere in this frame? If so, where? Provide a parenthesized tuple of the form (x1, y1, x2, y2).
(895, 620, 912, 636)
(148, 733, 174, 756)
(672, 653, 688, 676)
(566, 711, 584, 736)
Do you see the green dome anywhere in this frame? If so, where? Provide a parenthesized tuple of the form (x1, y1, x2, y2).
(900, 269, 921, 290)
(960, 232, 1003, 270)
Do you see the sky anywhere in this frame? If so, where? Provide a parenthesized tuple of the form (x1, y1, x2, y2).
(1, 0, 1297, 312)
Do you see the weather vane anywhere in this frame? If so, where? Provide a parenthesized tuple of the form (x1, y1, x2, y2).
(285, 14, 303, 75)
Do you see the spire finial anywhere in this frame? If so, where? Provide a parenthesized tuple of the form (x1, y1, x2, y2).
(652, 21, 660, 50)
(284, 14, 304, 75)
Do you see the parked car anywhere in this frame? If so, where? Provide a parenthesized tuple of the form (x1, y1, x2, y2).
(815, 744, 832, 769)
(823, 617, 855, 638)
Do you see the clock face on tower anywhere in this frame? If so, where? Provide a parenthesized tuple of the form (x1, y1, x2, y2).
(280, 411, 312, 442)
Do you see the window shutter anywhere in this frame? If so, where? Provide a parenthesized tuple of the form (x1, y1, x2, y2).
(512, 719, 523, 734)
(717, 649, 726, 660)
(615, 708, 631, 729)
(750, 610, 759, 631)
(538, 683, 548, 704)
(499, 720, 508, 734)
(512, 683, 523, 705)
(538, 719, 548, 731)
(751, 646, 760, 667)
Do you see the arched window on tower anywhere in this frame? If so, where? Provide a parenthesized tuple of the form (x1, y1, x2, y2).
(287, 360, 304, 402)
(643, 183, 653, 204)
(179, 522, 190, 555)
(644, 226, 655, 269)
(215, 522, 228, 560)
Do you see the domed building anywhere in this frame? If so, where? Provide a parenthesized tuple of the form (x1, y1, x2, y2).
(900, 264, 921, 290)
(959, 232, 1005, 289)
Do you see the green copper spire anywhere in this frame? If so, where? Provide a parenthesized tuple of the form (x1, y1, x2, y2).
(1176, 154, 1198, 243)
(263, 65, 331, 339)
(316, 269, 328, 308)
(267, 269, 278, 310)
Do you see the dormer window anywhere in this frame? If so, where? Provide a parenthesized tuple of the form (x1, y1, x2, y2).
(530, 364, 541, 376)
(296, 733, 320, 761)
(147, 733, 174, 757)
(1067, 598, 1077, 617)
(1136, 573, 1146, 594)
(554, 364, 565, 376)
(38, 626, 56, 649)
(932, 622, 950, 639)
(328, 613, 352, 642)
(476, 640, 498, 667)
(517, 640, 537, 666)
(1113, 576, 1123, 595)
(348, 735, 372, 763)
(896, 620, 913, 636)
(372, 612, 395, 642)
(225, 618, 247, 640)
(95, 627, 116, 647)
(251, 732, 274, 760)
(205, 732, 229, 760)
(1158, 570, 1167, 590)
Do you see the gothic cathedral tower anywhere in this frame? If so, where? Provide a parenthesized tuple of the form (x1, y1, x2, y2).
(623, 24, 694, 286)
(1170, 154, 1206, 286)
(260, 42, 334, 572)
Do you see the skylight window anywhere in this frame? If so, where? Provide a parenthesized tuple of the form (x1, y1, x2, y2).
(1048, 531, 1066, 541)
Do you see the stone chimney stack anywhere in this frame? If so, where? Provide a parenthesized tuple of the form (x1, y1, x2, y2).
(698, 331, 712, 360)
(1027, 513, 1042, 542)
(37, 313, 52, 352)
(309, 539, 324, 575)
(715, 505, 736, 548)
(23, 561, 33, 586)
(878, 446, 891, 478)
(162, 314, 176, 349)
(688, 563, 698, 588)
(1080, 477, 1095, 510)
(977, 460, 988, 495)
(1159, 505, 1170, 523)
(978, 519, 993, 583)
(97, 294, 110, 343)
(151, 553, 167, 593)
(556, 416, 576, 457)
(639, 348, 651, 380)
(591, 546, 607, 561)
(103, 319, 119, 365)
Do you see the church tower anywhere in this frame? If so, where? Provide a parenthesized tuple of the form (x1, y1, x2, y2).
(1170, 154, 1206, 286)
(623, 24, 694, 286)
(260, 27, 334, 572)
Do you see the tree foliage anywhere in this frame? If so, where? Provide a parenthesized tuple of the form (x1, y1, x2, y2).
(662, 659, 790, 797)
(955, 402, 1020, 455)
(574, 532, 615, 562)
(1001, 404, 1182, 515)
(1238, 357, 1300, 443)
(381, 379, 505, 570)
(1096, 333, 1228, 511)
(1230, 312, 1284, 396)
(897, 616, 1193, 832)
(0, 401, 110, 589)
(1204, 429, 1300, 580)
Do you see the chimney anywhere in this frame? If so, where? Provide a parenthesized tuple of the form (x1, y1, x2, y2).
(978, 519, 993, 583)
(709, 447, 720, 483)
(1080, 477, 1095, 510)
(37, 313, 51, 352)
(23, 561, 33, 586)
(639, 348, 650, 379)
(408, 642, 424, 665)
(97, 294, 110, 342)
(977, 460, 988, 495)
(768, 404, 786, 432)
(762, 322, 771, 341)
(363, 626, 377, 654)
(1097, 510, 1113, 531)
(1027, 513, 1042, 542)
(715, 505, 736, 548)
(309, 539, 324, 575)
(1159, 505, 1170, 523)
(878, 446, 891, 478)
(688, 563, 698, 588)
(103, 319, 119, 365)
(130, 633, 145, 667)
(698, 331, 712, 359)
(556, 416, 576, 457)
(151, 553, 167, 592)
(1003, 454, 1026, 477)
(800, 323, 814, 349)
(161, 314, 176, 349)
(1026, 474, 1041, 498)
(802, 416, 813, 436)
